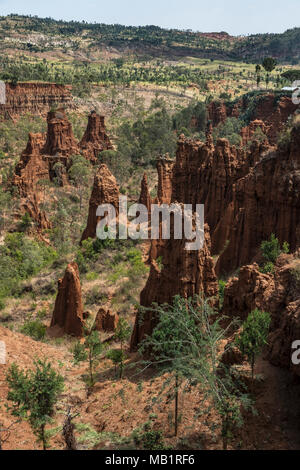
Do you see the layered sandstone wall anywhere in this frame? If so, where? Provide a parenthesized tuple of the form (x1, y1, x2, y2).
(0, 82, 74, 120)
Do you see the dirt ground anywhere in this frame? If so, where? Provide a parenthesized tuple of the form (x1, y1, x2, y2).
(1, 323, 300, 451)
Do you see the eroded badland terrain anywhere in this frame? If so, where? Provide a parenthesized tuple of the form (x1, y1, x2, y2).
(0, 14, 300, 451)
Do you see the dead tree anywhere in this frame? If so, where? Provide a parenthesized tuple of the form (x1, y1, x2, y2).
(62, 407, 79, 450)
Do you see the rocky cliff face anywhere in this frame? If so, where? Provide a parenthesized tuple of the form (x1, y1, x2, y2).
(130, 222, 218, 350)
(80, 111, 113, 164)
(222, 255, 300, 376)
(153, 120, 300, 275)
(216, 124, 300, 274)
(81, 163, 120, 242)
(50, 262, 84, 337)
(14, 132, 48, 197)
(208, 93, 297, 144)
(0, 83, 74, 120)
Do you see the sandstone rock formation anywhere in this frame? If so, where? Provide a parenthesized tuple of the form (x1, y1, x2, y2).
(130, 223, 218, 350)
(14, 109, 113, 229)
(14, 132, 48, 197)
(81, 163, 120, 242)
(95, 308, 119, 332)
(15, 108, 113, 197)
(222, 255, 300, 376)
(249, 94, 297, 144)
(43, 108, 79, 158)
(208, 93, 297, 144)
(153, 120, 300, 275)
(80, 111, 113, 164)
(240, 119, 270, 146)
(216, 124, 300, 274)
(156, 155, 174, 204)
(0, 82, 74, 120)
(139, 173, 152, 213)
(222, 263, 275, 320)
(50, 262, 84, 337)
(20, 193, 52, 231)
(208, 100, 227, 126)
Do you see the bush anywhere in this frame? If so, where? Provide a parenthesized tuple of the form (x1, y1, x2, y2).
(235, 309, 271, 380)
(0, 233, 57, 299)
(260, 233, 289, 265)
(20, 319, 47, 341)
(260, 262, 275, 274)
(218, 280, 226, 308)
(212, 117, 244, 146)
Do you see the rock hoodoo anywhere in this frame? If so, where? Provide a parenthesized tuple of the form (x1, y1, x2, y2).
(81, 163, 120, 242)
(43, 108, 79, 158)
(130, 222, 218, 350)
(80, 111, 113, 164)
(94, 308, 119, 332)
(50, 262, 84, 337)
(14, 109, 113, 229)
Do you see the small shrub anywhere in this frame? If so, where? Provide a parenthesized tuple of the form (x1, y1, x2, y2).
(260, 234, 289, 266)
(20, 319, 47, 341)
(218, 280, 226, 308)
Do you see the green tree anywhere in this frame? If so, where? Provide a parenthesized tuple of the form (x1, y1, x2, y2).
(235, 309, 271, 381)
(114, 318, 131, 378)
(262, 57, 277, 89)
(106, 349, 126, 378)
(139, 295, 251, 448)
(262, 57, 277, 73)
(73, 329, 103, 395)
(6, 360, 64, 450)
(68, 155, 91, 211)
(260, 233, 289, 272)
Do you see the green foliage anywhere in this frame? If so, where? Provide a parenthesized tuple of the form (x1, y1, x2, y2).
(0, 16, 298, 64)
(139, 295, 251, 447)
(0, 232, 57, 300)
(260, 233, 289, 265)
(260, 261, 275, 274)
(218, 280, 226, 308)
(76, 237, 114, 274)
(68, 155, 92, 210)
(235, 309, 271, 379)
(106, 349, 126, 378)
(172, 101, 207, 136)
(6, 360, 64, 450)
(106, 318, 131, 378)
(133, 424, 165, 450)
(248, 126, 268, 145)
(281, 69, 300, 82)
(73, 330, 103, 393)
(20, 319, 47, 341)
(115, 104, 177, 167)
(262, 57, 277, 73)
(19, 212, 32, 232)
(115, 318, 131, 347)
(277, 128, 292, 151)
(212, 117, 243, 146)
